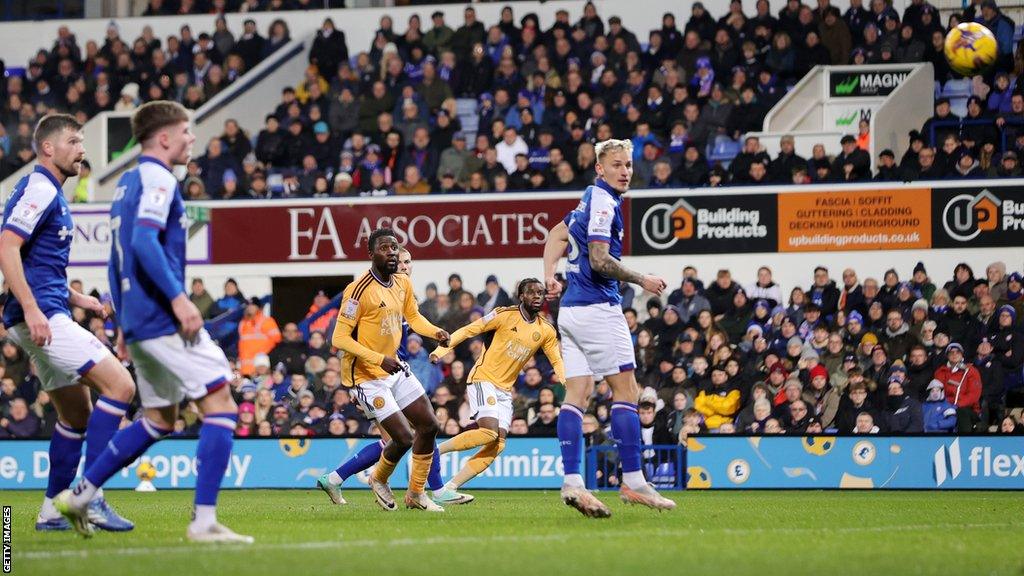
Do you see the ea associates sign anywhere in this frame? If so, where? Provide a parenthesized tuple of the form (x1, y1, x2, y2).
(208, 197, 580, 264)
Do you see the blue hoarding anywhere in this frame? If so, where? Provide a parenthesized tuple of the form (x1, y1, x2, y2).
(685, 436, 1024, 489)
(0, 437, 564, 490)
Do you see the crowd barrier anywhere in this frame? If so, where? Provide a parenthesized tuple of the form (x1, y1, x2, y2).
(2, 435, 1019, 490)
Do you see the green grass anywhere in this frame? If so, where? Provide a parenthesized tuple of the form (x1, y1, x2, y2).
(8, 490, 1024, 576)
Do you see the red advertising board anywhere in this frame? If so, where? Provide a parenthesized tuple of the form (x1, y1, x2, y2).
(208, 197, 584, 264)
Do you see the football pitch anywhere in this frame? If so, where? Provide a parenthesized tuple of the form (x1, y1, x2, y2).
(7, 490, 1024, 575)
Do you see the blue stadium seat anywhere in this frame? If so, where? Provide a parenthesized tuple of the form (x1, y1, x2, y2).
(934, 81, 942, 99)
(707, 135, 741, 166)
(942, 78, 972, 98)
(455, 97, 479, 138)
(949, 96, 969, 118)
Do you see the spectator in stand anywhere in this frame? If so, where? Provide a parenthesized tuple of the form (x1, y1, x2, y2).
(934, 342, 982, 432)
(706, 269, 741, 317)
(304, 289, 337, 335)
(1, 398, 41, 438)
(190, 278, 217, 319)
(695, 366, 741, 431)
(832, 135, 871, 181)
(238, 297, 283, 377)
(923, 378, 958, 432)
(270, 323, 309, 378)
(405, 334, 443, 396)
(883, 378, 924, 432)
(529, 403, 558, 436)
(476, 275, 512, 313)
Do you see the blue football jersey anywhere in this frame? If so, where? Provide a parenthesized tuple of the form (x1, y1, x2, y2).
(109, 156, 187, 343)
(1, 166, 74, 327)
(561, 178, 625, 307)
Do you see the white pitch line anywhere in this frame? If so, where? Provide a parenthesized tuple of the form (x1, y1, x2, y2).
(19, 522, 1022, 561)
(19, 533, 569, 560)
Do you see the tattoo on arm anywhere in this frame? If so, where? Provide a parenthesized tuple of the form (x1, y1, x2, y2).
(588, 241, 641, 284)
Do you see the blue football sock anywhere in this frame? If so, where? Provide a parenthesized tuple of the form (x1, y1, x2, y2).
(611, 402, 641, 473)
(84, 418, 169, 488)
(557, 404, 584, 476)
(427, 445, 443, 491)
(194, 413, 237, 507)
(86, 397, 129, 470)
(335, 440, 384, 482)
(46, 422, 85, 499)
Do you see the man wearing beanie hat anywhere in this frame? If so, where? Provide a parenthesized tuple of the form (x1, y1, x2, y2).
(974, 337, 1006, 430)
(991, 306, 1022, 388)
(883, 377, 923, 433)
(933, 342, 982, 433)
(1006, 272, 1022, 304)
(842, 310, 866, 346)
(802, 364, 840, 429)
(911, 261, 936, 301)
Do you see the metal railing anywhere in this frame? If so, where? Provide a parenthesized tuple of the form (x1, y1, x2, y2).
(586, 444, 687, 491)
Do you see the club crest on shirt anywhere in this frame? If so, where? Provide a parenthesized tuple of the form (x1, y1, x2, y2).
(20, 202, 39, 219)
(341, 298, 359, 319)
(486, 396, 497, 406)
(372, 397, 386, 410)
(532, 332, 541, 342)
(149, 188, 167, 206)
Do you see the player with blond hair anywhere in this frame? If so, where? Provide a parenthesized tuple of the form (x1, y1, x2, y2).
(544, 139, 676, 517)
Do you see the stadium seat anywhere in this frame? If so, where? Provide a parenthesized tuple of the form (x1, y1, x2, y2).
(707, 136, 741, 166)
(455, 97, 480, 138)
(942, 79, 972, 98)
(949, 96, 969, 118)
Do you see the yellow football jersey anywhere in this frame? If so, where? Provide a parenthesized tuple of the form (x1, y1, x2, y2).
(433, 306, 565, 391)
(334, 270, 440, 386)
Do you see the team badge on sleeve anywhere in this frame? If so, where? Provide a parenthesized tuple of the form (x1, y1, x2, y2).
(341, 298, 360, 319)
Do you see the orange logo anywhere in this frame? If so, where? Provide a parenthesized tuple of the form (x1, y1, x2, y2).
(640, 198, 696, 249)
(532, 332, 541, 342)
(372, 397, 386, 410)
(486, 396, 497, 406)
(943, 189, 1001, 241)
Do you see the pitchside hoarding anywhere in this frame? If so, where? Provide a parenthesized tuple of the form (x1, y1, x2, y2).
(0, 438, 564, 490)
(63, 182, 1023, 266)
(630, 193, 776, 255)
(208, 197, 582, 264)
(686, 436, 1024, 490)
(931, 185, 1024, 248)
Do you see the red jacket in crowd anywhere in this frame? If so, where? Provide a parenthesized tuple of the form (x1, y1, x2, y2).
(934, 362, 982, 414)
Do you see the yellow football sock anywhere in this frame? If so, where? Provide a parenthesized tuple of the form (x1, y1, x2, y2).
(449, 438, 506, 489)
(409, 452, 433, 494)
(371, 454, 397, 484)
(438, 428, 499, 454)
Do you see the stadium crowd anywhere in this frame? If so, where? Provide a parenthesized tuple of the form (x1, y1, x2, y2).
(7, 0, 1024, 192)
(2, 259, 1023, 440)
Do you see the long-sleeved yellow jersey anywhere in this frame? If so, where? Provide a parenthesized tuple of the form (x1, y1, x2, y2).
(433, 306, 565, 391)
(333, 270, 441, 386)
